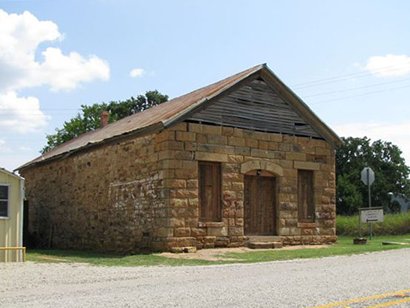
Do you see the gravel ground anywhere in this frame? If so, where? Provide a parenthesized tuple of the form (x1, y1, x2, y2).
(1, 248, 410, 308)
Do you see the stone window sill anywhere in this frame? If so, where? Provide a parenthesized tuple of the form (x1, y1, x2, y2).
(297, 222, 317, 228)
(0, 216, 9, 220)
(198, 221, 224, 228)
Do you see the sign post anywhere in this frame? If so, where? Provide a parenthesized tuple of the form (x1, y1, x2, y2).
(361, 167, 375, 239)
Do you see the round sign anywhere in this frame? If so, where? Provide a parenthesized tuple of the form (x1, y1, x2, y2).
(361, 167, 375, 186)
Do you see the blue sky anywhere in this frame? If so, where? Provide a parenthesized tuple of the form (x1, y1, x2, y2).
(1, 0, 410, 171)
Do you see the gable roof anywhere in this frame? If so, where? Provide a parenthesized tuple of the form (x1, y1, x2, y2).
(18, 64, 342, 171)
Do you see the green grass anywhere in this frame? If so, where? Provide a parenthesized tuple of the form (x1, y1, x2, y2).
(223, 235, 410, 263)
(27, 235, 410, 266)
(27, 249, 218, 266)
(337, 212, 410, 236)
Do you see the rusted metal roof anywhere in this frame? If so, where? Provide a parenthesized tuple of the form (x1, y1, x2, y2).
(18, 64, 265, 170)
(18, 63, 342, 171)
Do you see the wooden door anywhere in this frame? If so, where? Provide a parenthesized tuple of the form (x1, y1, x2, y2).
(244, 175, 276, 235)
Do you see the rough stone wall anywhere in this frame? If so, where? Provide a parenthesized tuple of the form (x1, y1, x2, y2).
(21, 134, 166, 252)
(160, 122, 336, 250)
(21, 121, 336, 253)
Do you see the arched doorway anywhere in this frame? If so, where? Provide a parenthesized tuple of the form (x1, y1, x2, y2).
(244, 170, 277, 235)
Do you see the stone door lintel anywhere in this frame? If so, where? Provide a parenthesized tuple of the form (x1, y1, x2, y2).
(240, 160, 283, 176)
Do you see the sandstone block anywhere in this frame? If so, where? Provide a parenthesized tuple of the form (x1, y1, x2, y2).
(155, 131, 175, 143)
(175, 168, 198, 179)
(160, 159, 182, 169)
(163, 179, 186, 188)
(186, 179, 198, 189)
(188, 123, 202, 133)
(156, 141, 181, 151)
(156, 227, 174, 237)
(279, 143, 292, 152)
(196, 134, 207, 144)
(188, 198, 199, 207)
(270, 133, 283, 142)
(234, 146, 250, 155)
(215, 237, 230, 247)
(207, 226, 227, 237)
(169, 123, 187, 131)
(176, 131, 196, 142)
(182, 160, 197, 170)
(286, 219, 298, 227)
(202, 125, 222, 135)
(250, 149, 276, 159)
(207, 135, 227, 145)
(302, 228, 314, 235)
(279, 227, 290, 235)
(252, 131, 271, 141)
(222, 127, 234, 136)
(228, 136, 245, 147)
(257, 140, 269, 150)
(228, 155, 244, 163)
(231, 182, 244, 191)
(228, 227, 243, 236)
(174, 227, 191, 237)
(279, 159, 293, 168)
(169, 218, 185, 228)
(170, 246, 197, 253)
(191, 228, 206, 236)
(233, 128, 244, 137)
(170, 199, 188, 208)
(195, 152, 228, 162)
(245, 138, 258, 148)
(294, 161, 320, 170)
(286, 152, 306, 161)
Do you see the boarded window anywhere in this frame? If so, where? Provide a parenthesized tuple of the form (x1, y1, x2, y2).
(298, 170, 315, 222)
(0, 185, 9, 217)
(199, 161, 222, 222)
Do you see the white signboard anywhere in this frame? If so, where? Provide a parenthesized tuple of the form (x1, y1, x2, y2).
(360, 207, 384, 223)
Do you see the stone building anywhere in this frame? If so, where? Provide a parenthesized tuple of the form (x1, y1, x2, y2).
(18, 64, 342, 252)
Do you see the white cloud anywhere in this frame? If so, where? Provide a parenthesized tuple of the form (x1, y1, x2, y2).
(0, 9, 110, 134)
(39, 48, 110, 91)
(129, 68, 145, 78)
(333, 122, 410, 165)
(363, 54, 410, 77)
(0, 91, 48, 133)
(0, 9, 110, 92)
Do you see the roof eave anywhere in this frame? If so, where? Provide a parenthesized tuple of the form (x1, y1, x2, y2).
(17, 122, 165, 172)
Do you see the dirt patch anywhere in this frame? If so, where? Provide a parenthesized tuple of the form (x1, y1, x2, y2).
(158, 245, 329, 261)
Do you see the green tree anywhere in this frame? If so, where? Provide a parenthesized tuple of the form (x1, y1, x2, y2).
(336, 136, 410, 215)
(42, 90, 168, 153)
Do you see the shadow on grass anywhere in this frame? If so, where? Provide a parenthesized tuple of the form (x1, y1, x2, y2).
(27, 248, 219, 266)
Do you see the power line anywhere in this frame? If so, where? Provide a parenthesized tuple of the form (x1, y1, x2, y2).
(310, 82, 410, 104)
(304, 77, 410, 98)
(292, 64, 410, 89)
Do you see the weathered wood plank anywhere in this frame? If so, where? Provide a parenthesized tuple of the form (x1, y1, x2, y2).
(187, 79, 322, 138)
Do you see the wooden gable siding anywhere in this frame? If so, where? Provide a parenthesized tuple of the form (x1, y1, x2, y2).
(187, 78, 322, 139)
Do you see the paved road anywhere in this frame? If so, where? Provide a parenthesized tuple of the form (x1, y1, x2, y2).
(1, 249, 410, 307)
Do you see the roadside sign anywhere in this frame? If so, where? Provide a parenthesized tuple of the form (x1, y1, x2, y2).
(361, 167, 375, 186)
(360, 207, 384, 223)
